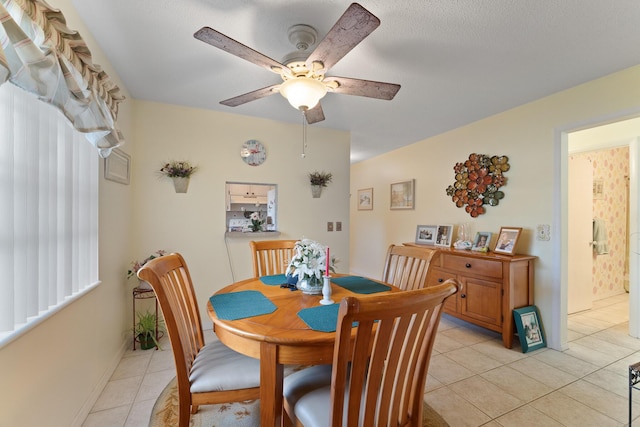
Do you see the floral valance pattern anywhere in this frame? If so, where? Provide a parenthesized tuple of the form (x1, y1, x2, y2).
(0, 0, 125, 156)
(445, 153, 510, 217)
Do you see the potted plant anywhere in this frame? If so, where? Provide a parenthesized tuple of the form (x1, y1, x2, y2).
(127, 250, 166, 290)
(159, 160, 198, 193)
(134, 310, 165, 350)
(308, 171, 333, 198)
(249, 211, 264, 232)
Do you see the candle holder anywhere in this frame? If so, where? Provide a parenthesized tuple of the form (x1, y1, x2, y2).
(320, 275, 334, 305)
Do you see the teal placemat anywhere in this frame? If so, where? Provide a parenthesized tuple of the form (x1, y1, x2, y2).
(210, 290, 277, 320)
(298, 304, 341, 332)
(332, 276, 391, 294)
(259, 274, 287, 285)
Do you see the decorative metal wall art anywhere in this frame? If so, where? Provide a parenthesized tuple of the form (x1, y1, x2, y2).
(445, 153, 510, 218)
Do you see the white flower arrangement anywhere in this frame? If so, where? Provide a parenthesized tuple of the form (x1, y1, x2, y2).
(285, 239, 335, 280)
(249, 211, 264, 232)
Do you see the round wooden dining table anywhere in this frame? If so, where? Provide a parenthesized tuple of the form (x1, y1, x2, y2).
(207, 275, 396, 427)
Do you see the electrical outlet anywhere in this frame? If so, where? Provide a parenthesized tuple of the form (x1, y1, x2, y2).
(327, 222, 334, 232)
(336, 221, 342, 231)
(536, 224, 550, 241)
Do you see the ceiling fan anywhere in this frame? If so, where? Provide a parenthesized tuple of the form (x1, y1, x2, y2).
(193, 2, 400, 124)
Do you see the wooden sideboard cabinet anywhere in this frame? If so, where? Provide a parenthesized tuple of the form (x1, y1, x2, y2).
(404, 244, 536, 348)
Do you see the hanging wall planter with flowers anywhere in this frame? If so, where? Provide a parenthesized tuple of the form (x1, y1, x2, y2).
(308, 171, 333, 198)
(445, 153, 510, 218)
(159, 160, 198, 193)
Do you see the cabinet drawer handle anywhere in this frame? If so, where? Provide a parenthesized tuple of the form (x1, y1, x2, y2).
(461, 294, 466, 298)
(438, 278, 444, 283)
(465, 263, 472, 268)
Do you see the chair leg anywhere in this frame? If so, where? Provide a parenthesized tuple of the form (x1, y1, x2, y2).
(191, 403, 199, 414)
(282, 401, 294, 427)
(179, 403, 191, 427)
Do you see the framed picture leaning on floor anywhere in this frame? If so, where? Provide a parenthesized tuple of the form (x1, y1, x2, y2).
(513, 305, 546, 353)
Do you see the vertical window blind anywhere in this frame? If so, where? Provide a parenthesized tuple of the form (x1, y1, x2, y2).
(0, 83, 99, 346)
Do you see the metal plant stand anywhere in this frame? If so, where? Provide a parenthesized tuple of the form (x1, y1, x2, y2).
(132, 287, 162, 350)
(629, 362, 640, 425)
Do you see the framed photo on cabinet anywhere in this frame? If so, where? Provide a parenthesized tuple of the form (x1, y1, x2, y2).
(357, 188, 373, 210)
(435, 224, 453, 247)
(390, 180, 414, 210)
(415, 225, 437, 245)
(494, 227, 522, 255)
(472, 232, 492, 251)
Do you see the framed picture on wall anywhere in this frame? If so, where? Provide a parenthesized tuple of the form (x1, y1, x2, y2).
(593, 179, 605, 200)
(357, 188, 373, 210)
(415, 225, 437, 245)
(390, 180, 415, 210)
(513, 305, 546, 353)
(104, 148, 130, 185)
(494, 227, 522, 255)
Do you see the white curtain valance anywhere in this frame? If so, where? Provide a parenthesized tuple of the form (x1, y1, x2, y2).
(0, 0, 125, 157)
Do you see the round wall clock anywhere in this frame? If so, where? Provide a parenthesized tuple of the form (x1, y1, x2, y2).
(240, 139, 267, 166)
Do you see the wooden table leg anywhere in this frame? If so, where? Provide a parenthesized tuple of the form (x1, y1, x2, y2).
(260, 342, 284, 427)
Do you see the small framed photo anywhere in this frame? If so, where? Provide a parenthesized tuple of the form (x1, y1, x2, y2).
(494, 227, 522, 255)
(390, 179, 415, 210)
(357, 188, 373, 210)
(104, 148, 130, 185)
(415, 225, 437, 245)
(513, 306, 546, 353)
(435, 224, 453, 247)
(593, 179, 604, 200)
(472, 232, 492, 251)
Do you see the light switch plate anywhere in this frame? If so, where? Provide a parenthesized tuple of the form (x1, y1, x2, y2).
(536, 224, 550, 241)
(327, 222, 334, 232)
(336, 221, 342, 231)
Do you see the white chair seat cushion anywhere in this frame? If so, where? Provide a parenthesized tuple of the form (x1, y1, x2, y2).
(283, 365, 335, 427)
(189, 341, 260, 393)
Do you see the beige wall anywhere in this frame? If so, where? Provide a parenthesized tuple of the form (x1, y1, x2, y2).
(350, 65, 640, 350)
(129, 99, 351, 320)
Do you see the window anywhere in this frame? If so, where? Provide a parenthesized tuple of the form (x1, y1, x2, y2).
(0, 83, 99, 347)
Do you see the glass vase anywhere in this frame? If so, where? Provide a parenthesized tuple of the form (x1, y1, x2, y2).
(296, 275, 324, 295)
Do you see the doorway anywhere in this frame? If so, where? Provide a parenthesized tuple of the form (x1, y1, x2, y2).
(567, 141, 630, 315)
(556, 115, 640, 350)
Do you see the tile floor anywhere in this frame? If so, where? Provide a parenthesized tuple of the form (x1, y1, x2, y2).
(83, 293, 638, 427)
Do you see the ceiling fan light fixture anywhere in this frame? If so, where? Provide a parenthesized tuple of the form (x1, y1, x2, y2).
(279, 77, 327, 111)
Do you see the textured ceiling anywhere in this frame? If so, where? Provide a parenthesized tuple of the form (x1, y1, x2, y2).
(71, 0, 640, 163)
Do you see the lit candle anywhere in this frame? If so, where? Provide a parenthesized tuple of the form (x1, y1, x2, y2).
(326, 247, 330, 276)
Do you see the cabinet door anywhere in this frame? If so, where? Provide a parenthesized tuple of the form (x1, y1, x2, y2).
(426, 267, 458, 313)
(252, 185, 270, 197)
(459, 276, 501, 327)
(229, 184, 252, 196)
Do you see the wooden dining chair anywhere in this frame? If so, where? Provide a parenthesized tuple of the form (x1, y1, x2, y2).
(381, 244, 439, 291)
(137, 253, 261, 427)
(282, 279, 460, 427)
(250, 239, 298, 277)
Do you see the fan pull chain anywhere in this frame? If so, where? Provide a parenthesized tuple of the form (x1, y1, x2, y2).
(301, 111, 307, 158)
